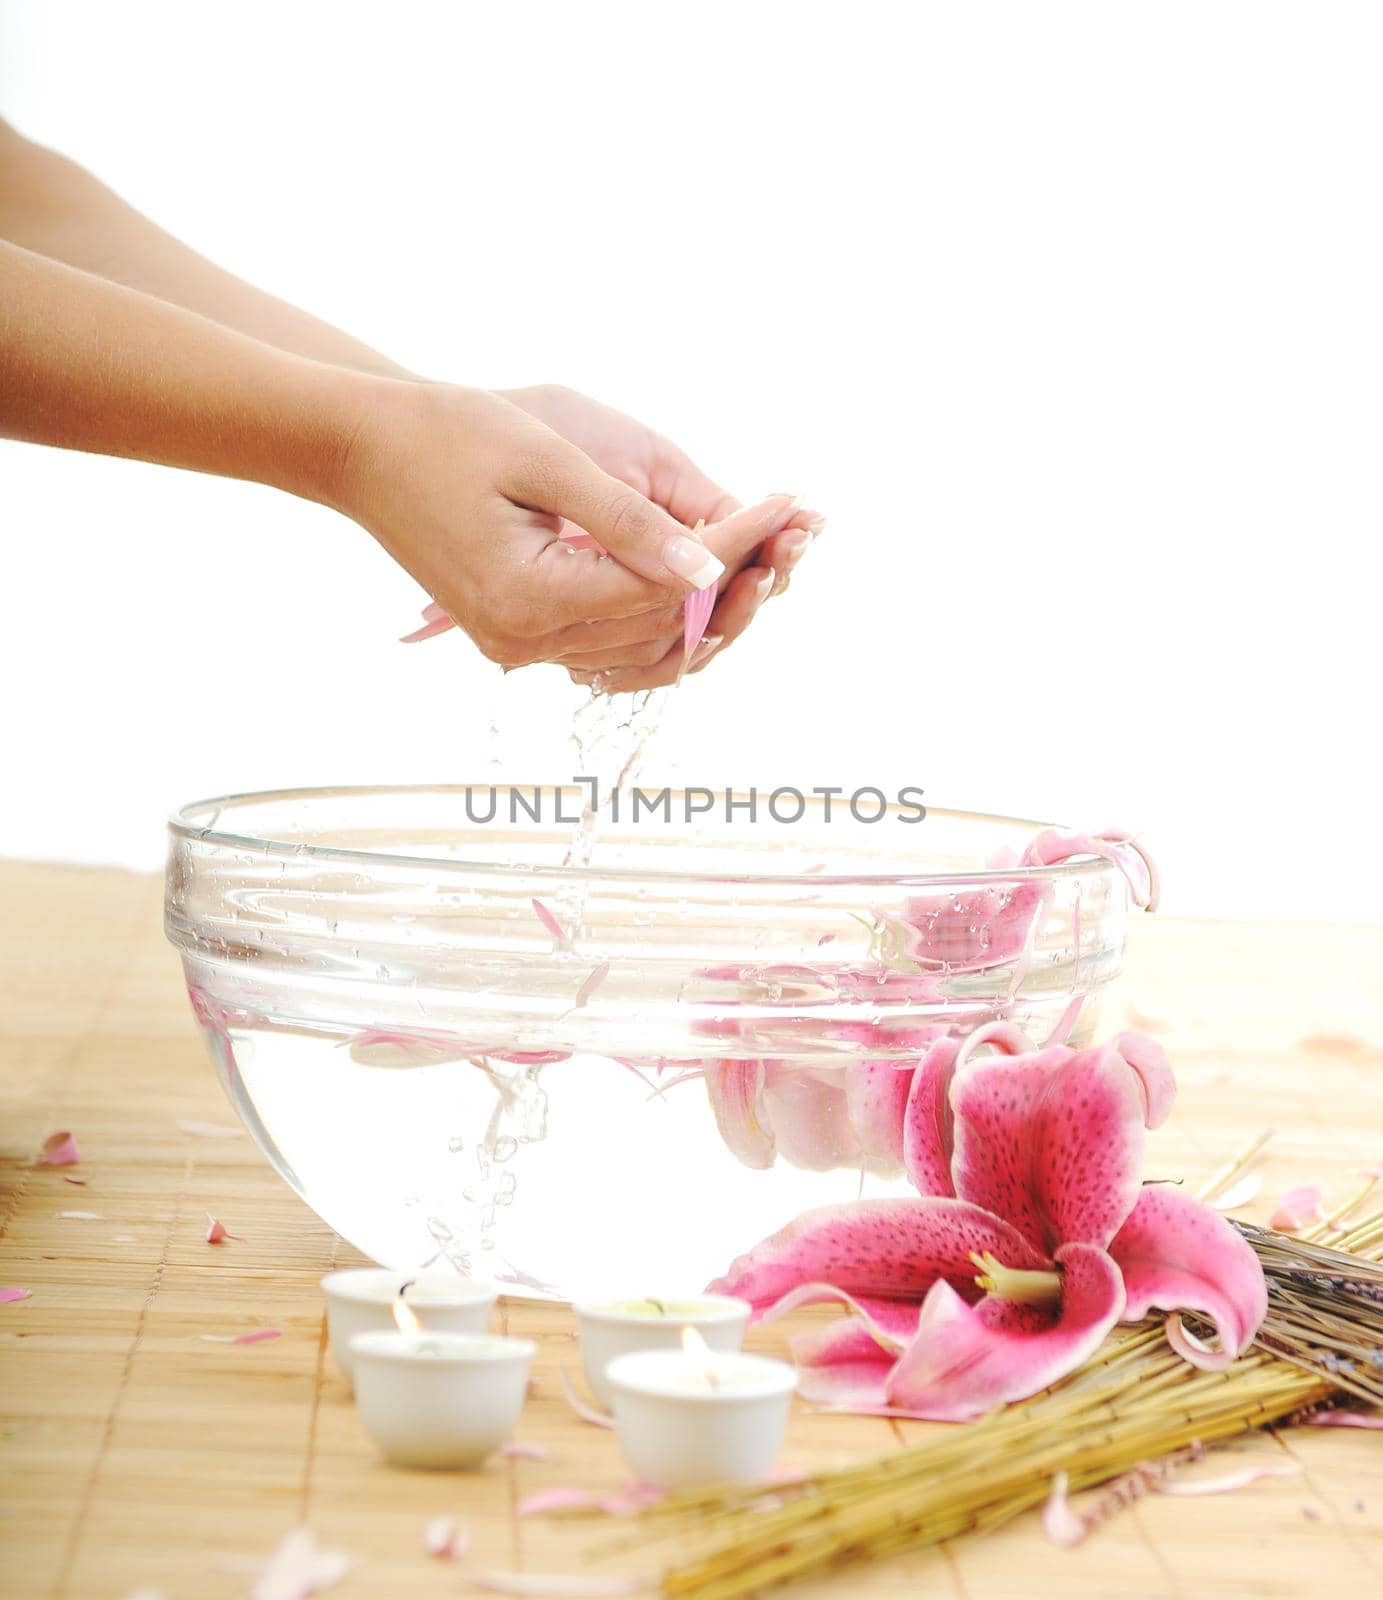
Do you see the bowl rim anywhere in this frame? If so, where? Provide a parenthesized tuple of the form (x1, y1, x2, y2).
(572, 1293, 751, 1326)
(320, 1267, 498, 1306)
(168, 784, 1119, 890)
(605, 1346, 799, 1400)
(348, 1329, 536, 1363)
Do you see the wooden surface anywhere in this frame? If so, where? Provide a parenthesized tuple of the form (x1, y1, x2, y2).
(1, 858, 1380, 1599)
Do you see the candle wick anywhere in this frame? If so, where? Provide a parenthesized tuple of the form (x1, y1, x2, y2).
(648, 1298, 667, 1316)
(398, 1279, 417, 1301)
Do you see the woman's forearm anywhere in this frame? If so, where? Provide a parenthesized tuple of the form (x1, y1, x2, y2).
(0, 238, 373, 505)
(0, 120, 411, 379)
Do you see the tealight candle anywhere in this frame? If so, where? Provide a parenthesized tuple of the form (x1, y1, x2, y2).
(349, 1328, 535, 1468)
(605, 1328, 796, 1490)
(573, 1294, 751, 1408)
(321, 1268, 497, 1386)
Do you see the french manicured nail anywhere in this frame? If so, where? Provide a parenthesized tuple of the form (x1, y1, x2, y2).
(694, 633, 725, 658)
(800, 510, 827, 534)
(663, 533, 725, 589)
(754, 571, 775, 604)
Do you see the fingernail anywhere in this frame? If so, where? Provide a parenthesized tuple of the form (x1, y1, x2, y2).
(770, 492, 804, 516)
(800, 510, 827, 534)
(781, 531, 810, 567)
(663, 533, 725, 590)
(754, 571, 775, 603)
(694, 632, 725, 657)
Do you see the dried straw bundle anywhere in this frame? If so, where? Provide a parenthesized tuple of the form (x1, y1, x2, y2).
(621, 1210, 1382, 1599)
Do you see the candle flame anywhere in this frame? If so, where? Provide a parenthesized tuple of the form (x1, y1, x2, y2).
(393, 1284, 423, 1336)
(680, 1326, 710, 1359)
(681, 1324, 720, 1391)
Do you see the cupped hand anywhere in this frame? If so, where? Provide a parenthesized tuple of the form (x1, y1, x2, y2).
(498, 384, 823, 688)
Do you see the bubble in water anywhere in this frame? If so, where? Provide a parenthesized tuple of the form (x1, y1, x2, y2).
(491, 1135, 518, 1162)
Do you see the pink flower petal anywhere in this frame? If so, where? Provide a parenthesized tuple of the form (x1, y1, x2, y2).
(502, 1441, 551, 1461)
(40, 1130, 80, 1166)
(62, 1175, 87, 1186)
(558, 1367, 615, 1428)
(422, 1515, 471, 1558)
(844, 1063, 912, 1176)
(176, 1119, 242, 1138)
(205, 1214, 244, 1244)
(899, 881, 1047, 974)
(1021, 829, 1160, 912)
(532, 898, 569, 947)
(703, 1062, 775, 1170)
(1304, 1409, 1383, 1430)
(901, 1036, 961, 1198)
(1110, 1186, 1268, 1367)
(759, 1067, 860, 1171)
(516, 1487, 649, 1518)
(0, 1287, 32, 1303)
(882, 1242, 1125, 1421)
(1269, 1184, 1324, 1231)
(400, 603, 457, 644)
(345, 1029, 471, 1067)
(250, 1528, 351, 1599)
(1041, 1472, 1088, 1547)
(682, 582, 717, 663)
(951, 1037, 1165, 1252)
(1112, 1031, 1177, 1129)
(218, 1328, 283, 1346)
(763, 1281, 924, 1356)
(1154, 1463, 1299, 1496)
(706, 1196, 1047, 1315)
(574, 962, 611, 1009)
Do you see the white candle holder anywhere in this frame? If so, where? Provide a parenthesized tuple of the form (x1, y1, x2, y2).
(573, 1294, 750, 1408)
(321, 1268, 497, 1386)
(606, 1345, 797, 1490)
(349, 1330, 535, 1468)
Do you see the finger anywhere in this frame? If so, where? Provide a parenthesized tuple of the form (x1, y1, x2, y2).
(571, 565, 775, 694)
(555, 633, 680, 672)
(685, 564, 776, 671)
(548, 602, 684, 653)
(758, 526, 815, 597)
(647, 444, 741, 528)
(523, 491, 800, 631)
(507, 436, 726, 591)
(699, 494, 803, 574)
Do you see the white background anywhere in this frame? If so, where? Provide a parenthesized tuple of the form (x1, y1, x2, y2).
(2, 1, 1379, 919)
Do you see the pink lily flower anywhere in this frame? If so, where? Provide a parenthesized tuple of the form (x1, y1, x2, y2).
(707, 1025, 1266, 1420)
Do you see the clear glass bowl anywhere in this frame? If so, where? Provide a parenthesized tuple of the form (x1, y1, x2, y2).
(165, 786, 1140, 1298)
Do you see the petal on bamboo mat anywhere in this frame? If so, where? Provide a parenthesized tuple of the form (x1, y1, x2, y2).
(40, 1130, 80, 1166)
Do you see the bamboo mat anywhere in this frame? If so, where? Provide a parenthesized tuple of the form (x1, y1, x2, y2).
(1, 858, 1380, 1599)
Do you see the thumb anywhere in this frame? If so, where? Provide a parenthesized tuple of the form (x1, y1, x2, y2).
(514, 438, 726, 592)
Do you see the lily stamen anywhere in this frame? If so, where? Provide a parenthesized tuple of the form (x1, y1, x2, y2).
(969, 1251, 1062, 1305)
